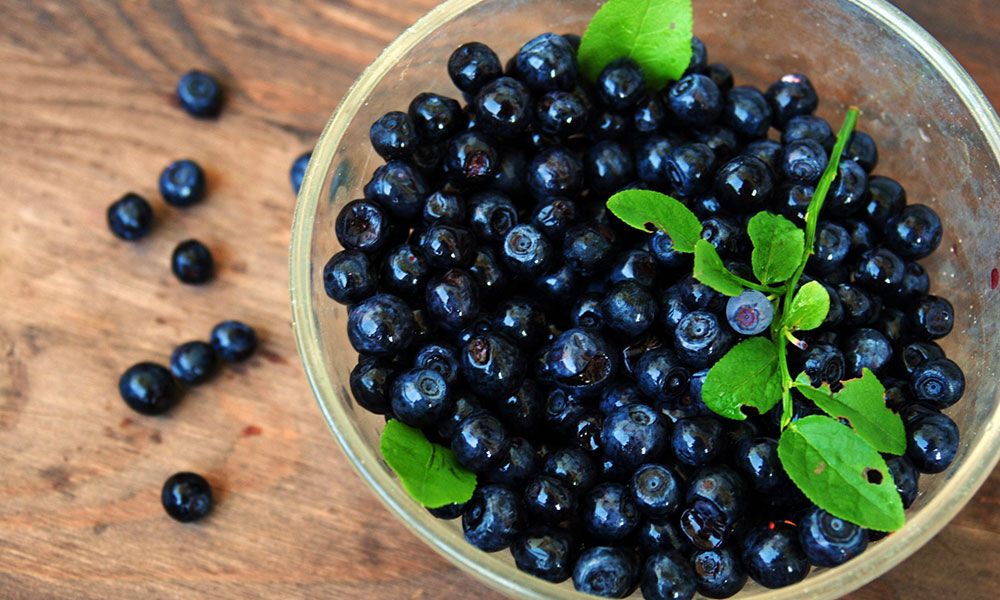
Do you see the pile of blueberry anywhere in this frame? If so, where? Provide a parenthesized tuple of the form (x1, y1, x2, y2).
(325, 31, 963, 599)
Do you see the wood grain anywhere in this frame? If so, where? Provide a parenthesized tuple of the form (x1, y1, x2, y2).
(0, 1, 996, 598)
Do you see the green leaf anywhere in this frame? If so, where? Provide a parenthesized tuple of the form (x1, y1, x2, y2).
(380, 420, 477, 509)
(578, 0, 693, 90)
(702, 337, 784, 420)
(606, 190, 702, 253)
(793, 369, 906, 455)
(747, 212, 805, 285)
(803, 108, 860, 250)
(778, 415, 905, 531)
(693, 239, 744, 297)
(784, 281, 830, 331)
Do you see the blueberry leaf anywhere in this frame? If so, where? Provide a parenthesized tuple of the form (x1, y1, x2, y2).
(606, 190, 702, 252)
(693, 239, 744, 296)
(380, 419, 477, 509)
(578, 0, 694, 89)
(793, 369, 906, 455)
(702, 336, 783, 420)
(784, 281, 830, 331)
(747, 212, 805, 285)
(778, 415, 905, 531)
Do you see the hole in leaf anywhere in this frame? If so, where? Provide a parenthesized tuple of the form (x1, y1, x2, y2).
(643, 222, 657, 232)
(837, 416, 854, 429)
(864, 468, 884, 485)
(814, 460, 826, 475)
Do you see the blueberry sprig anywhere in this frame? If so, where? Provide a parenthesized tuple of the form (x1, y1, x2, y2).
(607, 108, 909, 532)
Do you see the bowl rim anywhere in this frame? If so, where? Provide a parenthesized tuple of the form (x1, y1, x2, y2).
(290, 0, 1000, 598)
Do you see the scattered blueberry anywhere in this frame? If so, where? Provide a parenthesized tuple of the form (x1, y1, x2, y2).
(159, 159, 206, 207)
(107, 193, 153, 241)
(169, 341, 217, 385)
(161, 472, 213, 522)
(119, 362, 179, 415)
(290, 151, 311, 193)
(170, 239, 214, 284)
(176, 70, 222, 118)
(210, 320, 258, 362)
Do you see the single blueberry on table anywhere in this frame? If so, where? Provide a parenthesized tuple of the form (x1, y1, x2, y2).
(691, 547, 747, 599)
(408, 92, 465, 142)
(713, 155, 774, 214)
(515, 33, 577, 92)
(798, 506, 868, 567)
(335, 199, 390, 253)
(725, 289, 774, 336)
(162, 472, 213, 522)
(322, 250, 376, 304)
(524, 475, 576, 524)
(674, 311, 734, 370)
(723, 86, 772, 139)
(176, 70, 222, 118)
(640, 550, 697, 600)
(452, 410, 510, 472)
(911, 357, 965, 409)
(886, 204, 943, 259)
(346, 294, 413, 357)
(119, 362, 179, 415)
(630, 463, 681, 520)
(911, 295, 955, 340)
(349, 356, 396, 415)
(460, 331, 525, 399)
(169, 341, 217, 385)
(601, 404, 669, 469)
(765, 73, 818, 128)
(107, 193, 153, 241)
(369, 111, 419, 160)
(462, 484, 523, 552)
(159, 159, 206, 207)
(741, 522, 811, 589)
(290, 151, 311, 194)
(390, 367, 452, 428)
(634, 348, 690, 401)
(511, 528, 576, 583)
(474, 76, 533, 138)
(572, 546, 637, 598)
(210, 320, 258, 363)
(448, 41, 502, 94)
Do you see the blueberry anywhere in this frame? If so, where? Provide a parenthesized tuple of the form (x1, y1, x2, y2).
(781, 114, 834, 150)
(798, 506, 868, 567)
(448, 42, 502, 94)
(671, 417, 724, 467)
(674, 311, 734, 370)
(544, 328, 617, 396)
(369, 111, 419, 160)
(493, 298, 548, 349)
(713, 155, 774, 213)
(741, 522, 810, 588)
(911, 358, 965, 408)
(425, 269, 479, 333)
(169, 341, 217, 385)
(843, 130, 879, 172)
(563, 224, 615, 274)
(745, 139, 783, 173)
(837, 283, 881, 326)
(598, 382, 642, 416)
(532, 198, 578, 238)
(630, 463, 681, 519)
(634, 348, 689, 401)
(677, 275, 726, 313)
(665, 143, 716, 198)
(800, 343, 845, 387)
(633, 93, 668, 134)
(524, 475, 576, 524)
(898, 340, 944, 375)
(678, 506, 729, 550)
(686, 36, 708, 73)
(363, 160, 427, 220)
(842, 328, 892, 377)
(725, 289, 774, 335)
(581, 482, 640, 542)
(535, 89, 589, 137)
(685, 465, 747, 526)
(633, 136, 674, 188)
(723, 86, 772, 139)
(491, 150, 528, 196)
(601, 282, 657, 338)
(781, 139, 827, 185)
(346, 294, 414, 356)
(158, 159, 207, 208)
(336, 199, 390, 253)
(705, 63, 734, 93)
(411, 142, 444, 175)
(648, 232, 691, 273)
(666, 74, 723, 128)
(380, 244, 429, 298)
(700, 215, 746, 258)
(409, 92, 464, 142)
(496, 378, 544, 434)
(641, 551, 697, 600)
(592, 110, 631, 140)
(501, 224, 553, 277)
(410, 343, 459, 385)
(534, 263, 580, 305)
(693, 126, 739, 161)
(428, 503, 467, 520)
(473, 76, 532, 138)
(528, 147, 583, 200)
(176, 70, 222, 118)
(445, 131, 498, 185)
(515, 33, 577, 92)
(572, 546, 637, 598)
(863, 175, 906, 227)
(119, 362, 179, 415)
(349, 357, 396, 415)
(897, 262, 930, 300)
(390, 368, 451, 427)
(806, 221, 850, 275)
(691, 548, 747, 599)
(886, 204, 943, 259)
(739, 438, 793, 498)
(593, 58, 644, 111)
(437, 390, 481, 439)
(511, 529, 575, 583)
(542, 446, 595, 492)
(843, 219, 876, 258)
(286, 152, 310, 194)
(911, 295, 954, 340)
(161, 472, 213, 522)
(418, 223, 475, 268)
(765, 73, 818, 128)
(453, 410, 510, 472)
(827, 160, 869, 217)
(107, 193, 153, 241)
(886, 455, 920, 508)
(878, 305, 908, 345)
(775, 183, 814, 225)
(487, 436, 538, 486)
(462, 484, 523, 551)
(637, 520, 691, 556)
(322, 250, 375, 304)
(601, 404, 669, 468)
(460, 332, 525, 399)
(853, 248, 905, 294)
(588, 140, 635, 196)
(169, 239, 215, 285)
(467, 191, 518, 242)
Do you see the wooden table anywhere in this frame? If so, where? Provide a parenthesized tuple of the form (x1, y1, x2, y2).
(0, 1, 996, 597)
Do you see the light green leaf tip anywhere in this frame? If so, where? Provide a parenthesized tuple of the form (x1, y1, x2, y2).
(784, 280, 830, 331)
(693, 239, 744, 296)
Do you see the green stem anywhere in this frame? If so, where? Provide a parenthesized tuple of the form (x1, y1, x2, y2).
(735, 277, 784, 295)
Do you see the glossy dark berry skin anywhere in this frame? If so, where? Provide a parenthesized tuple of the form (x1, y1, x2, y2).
(887, 455, 920, 508)
(209, 320, 257, 363)
(905, 408, 960, 474)
(673, 311, 734, 370)
(528, 147, 584, 200)
(634, 348, 690, 401)
(596, 58, 645, 110)
(581, 482, 640, 542)
(563, 225, 615, 274)
(363, 160, 427, 219)
(692, 547, 747, 599)
(322, 250, 376, 304)
(601, 404, 669, 469)
(493, 298, 548, 349)
(346, 294, 413, 356)
(630, 463, 680, 520)
(511, 528, 576, 583)
(532, 198, 578, 238)
(648, 232, 691, 273)
(535, 264, 580, 305)
(844, 130, 879, 172)
(765, 73, 818, 128)
(409, 92, 465, 142)
(700, 215, 746, 259)
(524, 475, 576, 524)
(666, 143, 716, 198)
(460, 332, 525, 399)
(898, 340, 945, 376)
(667, 74, 723, 128)
(781, 139, 827, 185)
(886, 204, 943, 259)
(487, 436, 537, 486)
(911, 295, 955, 340)
(842, 327, 892, 377)
(501, 224, 553, 277)
(536, 90, 589, 137)
(725, 289, 773, 336)
(800, 343, 846, 387)
(290, 151, 311, 193)
(911, 358, 965, 408)
(418, 223, 476, 268)
(671, 417, 723, 467)
(162, 472, 213, 522)
(445, 131, 498, 185)
(641, 551, 697, 600)
(781, 115, 834, 150)
(774, 183, 813, 225)
(633, 93, 668, 134)
(462, 484, 523, 552)
(424, 269, 480, 333)
(592, 110, 630, 140)
(369, 111, 419, 160)
(734, 437, 791, 495)
(827, 159, 869, 217)
(685, 465, 747, 526)
(705, 63, 734, 93)
(741, 522, 810, 589)
(467, 191, 517, 243)
(474, 76, 532, 138)
(837, 283, 881, 327)
(588, 140, 635, 196)
(349, 357, 396, 414)
(712, 155, 774, 214)
(496, 379, 544, 435)
(543, 446, 596, 492)
(601, 282, 657, 338)
(694, 126, 739, 161)
(806, 222, 850, 275)
(544, 328, 617, 397)
(637, 520, 691, 556)
(798, 506, 868, 567)
(572, 546, 636, 598)
(897, 262, 930, 300)
(381, 244, 429, 298)
(169, 341, 217, 385)
(864, 175, 906, 227)
(159, 159, 206, 207)
(634, 136, 674, 188)
(723, 86, 771, 139)
(390, 367, 451, 428)
(448, 41, 502, 94)
(176, 70, 222, 118)
(453, 410, 510, 472)
(745, 139, 783, 173)
(107, 193, 153, 241)
(336, 199, 390, 253)
(515, 33, 577, 92)
(678, 507, 729, 551)
(119, 362, 179, 415)
(853, 248, 904, 297)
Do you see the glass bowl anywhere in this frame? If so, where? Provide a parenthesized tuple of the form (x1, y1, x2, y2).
(290, 0, 1000, 597)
